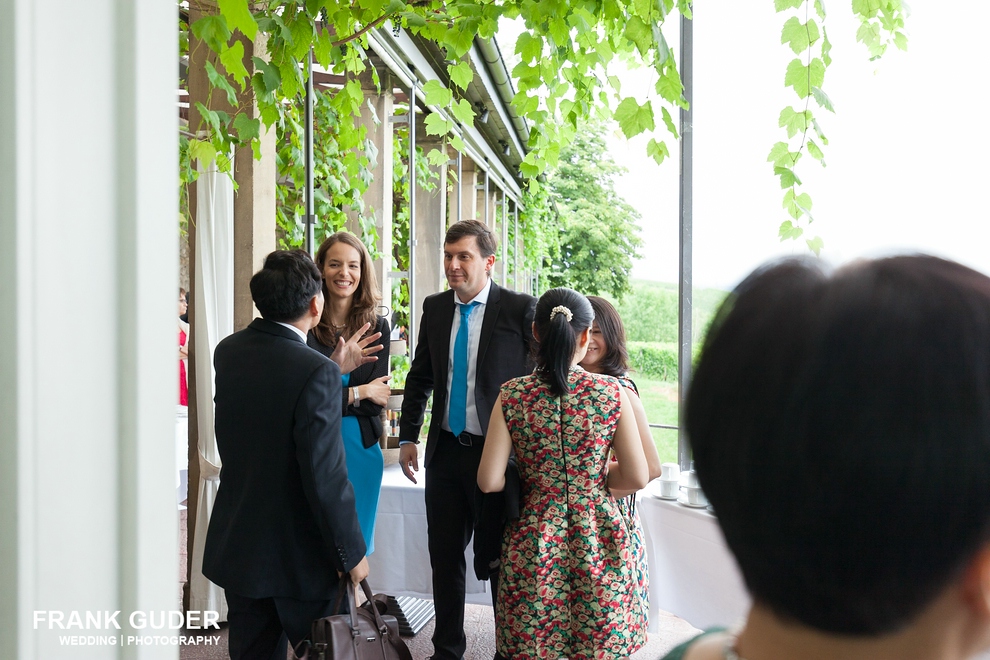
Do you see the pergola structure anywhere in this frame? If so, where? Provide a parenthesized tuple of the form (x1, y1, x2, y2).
(180, 14, 536, 619)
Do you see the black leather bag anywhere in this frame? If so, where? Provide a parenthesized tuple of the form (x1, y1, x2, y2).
(294, 578, 412, 660)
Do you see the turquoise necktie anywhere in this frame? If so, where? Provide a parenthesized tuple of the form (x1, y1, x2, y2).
(449, 301, 480, 437)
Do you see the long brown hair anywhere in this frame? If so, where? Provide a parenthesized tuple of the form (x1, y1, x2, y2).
(585, 296, 630, 377)
(312, 232, 381, 346)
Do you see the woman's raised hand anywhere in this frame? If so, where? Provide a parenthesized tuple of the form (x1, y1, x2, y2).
(330, 322, 383, 374)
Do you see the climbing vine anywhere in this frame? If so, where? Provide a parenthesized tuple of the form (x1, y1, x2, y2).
(272, 87, 377, 251)
(771, 0, 908, 253)
(183, 0, 908, 254)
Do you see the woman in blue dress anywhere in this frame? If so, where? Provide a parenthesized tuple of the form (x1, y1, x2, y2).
(308, 231, 391, 553)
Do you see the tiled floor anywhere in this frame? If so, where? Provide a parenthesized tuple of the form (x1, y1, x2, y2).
(177, 511, 699, 659)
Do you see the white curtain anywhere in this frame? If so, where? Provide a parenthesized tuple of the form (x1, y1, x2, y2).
(188, 159, 234, 620)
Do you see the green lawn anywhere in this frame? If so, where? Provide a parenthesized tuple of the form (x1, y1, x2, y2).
(628, 373, 681, 464)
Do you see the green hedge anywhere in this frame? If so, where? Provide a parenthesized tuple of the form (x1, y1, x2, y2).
(627, 341, 701, 382)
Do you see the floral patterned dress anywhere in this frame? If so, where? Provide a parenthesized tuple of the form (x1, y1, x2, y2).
(614, 375, 650, 624)
(496, 368, 647, 660)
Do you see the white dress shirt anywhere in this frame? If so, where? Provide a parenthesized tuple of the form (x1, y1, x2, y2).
(443, 278, 492, 436)
(275, 321, 308, 343)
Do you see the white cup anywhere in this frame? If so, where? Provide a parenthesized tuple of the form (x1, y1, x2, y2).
(659, 480, 679, 498)
(681, 469, 701, 489)
(682, 485, 708, 506)
(660, 462, 680, 481)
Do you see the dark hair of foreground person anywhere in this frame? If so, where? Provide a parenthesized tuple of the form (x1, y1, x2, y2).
(687, 255, 990, 637)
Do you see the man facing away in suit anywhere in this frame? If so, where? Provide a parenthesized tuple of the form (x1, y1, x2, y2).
(397, 220, 537, 660)
(204, 249, 383, 660)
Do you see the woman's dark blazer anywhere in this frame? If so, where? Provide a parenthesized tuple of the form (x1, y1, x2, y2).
(307, 315, 390, 449)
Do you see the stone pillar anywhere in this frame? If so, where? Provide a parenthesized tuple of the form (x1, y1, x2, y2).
(477, 178, 500, 283)
(231, 36, 277, 332)
(187, 7, 275, 333)
(457, 157, 478, 223)
(0, 0, 177, 654)
(346, 69, 394, 314)
(412, 135, 448, 329)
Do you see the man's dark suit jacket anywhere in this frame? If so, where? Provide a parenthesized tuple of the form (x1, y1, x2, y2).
(204, 318, 366, 601)
(399, 281, 536, 467)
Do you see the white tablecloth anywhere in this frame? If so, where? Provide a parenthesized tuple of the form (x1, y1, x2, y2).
(368, 463, 491, 604)
(639, 493, 750, 630)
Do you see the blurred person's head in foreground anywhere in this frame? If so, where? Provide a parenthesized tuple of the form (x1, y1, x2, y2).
(685, 254, 990, 660)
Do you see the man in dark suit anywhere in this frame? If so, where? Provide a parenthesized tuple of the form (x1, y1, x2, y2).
(204, 249, 382, 660)
(397, 220, 536, 660)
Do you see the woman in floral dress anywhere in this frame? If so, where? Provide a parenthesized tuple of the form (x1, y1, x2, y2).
(580, 296, 662, 624)
(478, 287, 649, 660)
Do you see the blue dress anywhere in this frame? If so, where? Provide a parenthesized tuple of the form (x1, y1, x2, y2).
(341, 372, 383, 554)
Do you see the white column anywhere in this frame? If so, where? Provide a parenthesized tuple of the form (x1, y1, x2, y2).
(0, 0, 178, 657)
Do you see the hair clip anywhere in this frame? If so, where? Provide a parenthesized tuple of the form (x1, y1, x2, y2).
(549, 305, 573, 322)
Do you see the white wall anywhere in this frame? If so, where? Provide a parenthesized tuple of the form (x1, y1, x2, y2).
(0, 0, 179, 657)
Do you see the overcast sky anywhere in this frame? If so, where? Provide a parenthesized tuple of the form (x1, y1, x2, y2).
(582, 2, 990, 290)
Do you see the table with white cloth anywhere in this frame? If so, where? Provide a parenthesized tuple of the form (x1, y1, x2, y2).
(638, 491, 751, 631)
(368, 462, 491, 604)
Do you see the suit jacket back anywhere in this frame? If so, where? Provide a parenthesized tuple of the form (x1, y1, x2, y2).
(204, 318, 366, 600)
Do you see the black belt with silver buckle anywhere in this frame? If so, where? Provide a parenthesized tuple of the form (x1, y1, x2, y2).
(444, 429, 483, 447)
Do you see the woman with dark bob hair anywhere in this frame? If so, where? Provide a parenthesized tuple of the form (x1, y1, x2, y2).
(478, 287, 649, 660)
(307, 231, 390, 555)
(662, 255, 990, 660)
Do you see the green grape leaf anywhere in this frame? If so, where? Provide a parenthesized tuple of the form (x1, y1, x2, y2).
(218, 0, 258, 41)
(424, 113, 453, 136)
(655, 64, 685, 106)
(774, 165, 801, 188)
(401, 11, 426, 27)
(778, 220, 804, 240)
(811, 86, 835, 112)
(313, 31, 333, 69)
(187, 138, 217, 166)
(660, 106, 678, 139)
(623, 16, 653, 57)
(807, 138, 825, 164)
(515, 32, 543, 62)
(426, 148, 448, 166)
(778, 106, 808, 139)
(646, 138, 670, 165)
(806, 235, 825, 255)
(218, 40, 250, 91)
(190, 15, 231, 53)
(451, 135, 466, 153)
(251, 56, 281, 94)
(784, 58, 825, 99)
(194, 102, 222, 133)
(781, 17, 808, 53)
(894, 31, 908, 51)
(448, 61, 473, 90)
(852, 0, 880, 19)
(811, 117, 829, 145)
(783, 189, 813, 220)
(205, 61, 238, 106)
(775, 0, 804, 11)
(233, 114, 261, 143)
(450, 98, 475, 125)
(767, 141, 798, 167)
(614, 97, 655, 138)
(782, 17, 821, 54)
(422, 80, 453, 107)
(633, 0, 653, 19)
